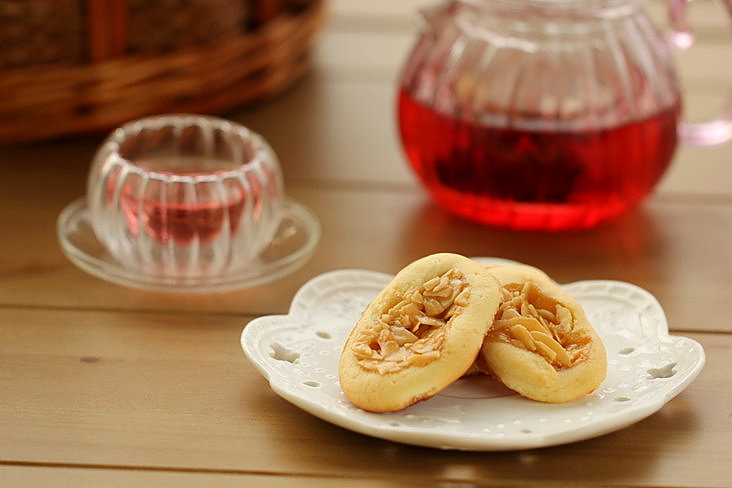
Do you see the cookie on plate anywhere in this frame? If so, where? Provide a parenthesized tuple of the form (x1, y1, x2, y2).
(479, 264, 607, 403)
(339, 253, 501, 412)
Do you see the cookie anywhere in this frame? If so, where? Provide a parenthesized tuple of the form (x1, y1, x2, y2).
(339, 253, 501, 412)
(479, 264, 607, 403)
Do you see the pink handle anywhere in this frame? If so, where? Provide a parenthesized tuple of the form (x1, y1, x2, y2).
(668, 0, 732, 146)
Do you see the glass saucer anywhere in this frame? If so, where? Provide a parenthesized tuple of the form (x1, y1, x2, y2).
(57, 197, 320, 293)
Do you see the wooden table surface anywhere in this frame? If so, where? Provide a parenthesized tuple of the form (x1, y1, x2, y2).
(2, 1, 731, 486)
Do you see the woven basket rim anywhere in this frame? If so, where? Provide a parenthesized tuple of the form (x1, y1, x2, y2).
(0, 0, 326, 144)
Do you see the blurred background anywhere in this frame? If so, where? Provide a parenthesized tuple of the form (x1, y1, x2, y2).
(1, 0, 730, 201)
(0, 0, 323, 144)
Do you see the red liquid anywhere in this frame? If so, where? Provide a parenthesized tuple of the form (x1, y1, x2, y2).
(119, 192, 245, 246)
(105, 176, 247, 246)
(398, 89, 680, 230)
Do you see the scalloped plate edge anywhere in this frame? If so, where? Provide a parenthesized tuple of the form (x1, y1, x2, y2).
(240, 264, 706, 450)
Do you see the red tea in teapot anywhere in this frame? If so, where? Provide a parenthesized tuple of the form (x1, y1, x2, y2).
(398, 89, 680, 231)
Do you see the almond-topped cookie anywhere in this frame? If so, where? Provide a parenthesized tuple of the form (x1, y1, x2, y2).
(339, 253, 501, 412)
(479, 264, 607, 403)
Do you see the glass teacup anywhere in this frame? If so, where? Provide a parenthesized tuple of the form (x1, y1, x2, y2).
(87, 115, 284, 278)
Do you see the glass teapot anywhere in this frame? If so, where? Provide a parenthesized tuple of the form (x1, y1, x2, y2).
(397, 0, 731, 230)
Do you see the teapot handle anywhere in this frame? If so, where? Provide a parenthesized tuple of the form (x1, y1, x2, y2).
(667, 0, 732, 145)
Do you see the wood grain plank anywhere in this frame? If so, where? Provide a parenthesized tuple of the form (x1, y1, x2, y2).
(0, 308, 729, 487)
(0, 465, 424, 488)
(1, 3, 731, 487)
(0, 168, 731, 332)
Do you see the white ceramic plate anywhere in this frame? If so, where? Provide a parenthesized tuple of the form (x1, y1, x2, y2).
(240, 259, 705, 450)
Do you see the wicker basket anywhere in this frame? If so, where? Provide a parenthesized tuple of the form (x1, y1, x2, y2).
(0, 0, 325, 144)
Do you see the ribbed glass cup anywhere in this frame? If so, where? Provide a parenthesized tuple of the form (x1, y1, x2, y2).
(87, 115, 284, 278)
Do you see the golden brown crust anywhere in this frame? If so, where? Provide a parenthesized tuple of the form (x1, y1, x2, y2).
(480, 265, 607, 403)
(479, 264, 607, 403)
(339, 253, 501, 412)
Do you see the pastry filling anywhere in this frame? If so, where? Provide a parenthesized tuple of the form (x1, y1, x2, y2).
(352, 269, 470, 374)
(487, 281, 590, 369)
